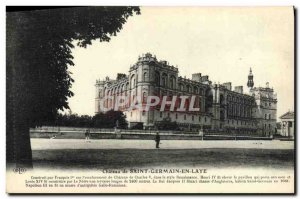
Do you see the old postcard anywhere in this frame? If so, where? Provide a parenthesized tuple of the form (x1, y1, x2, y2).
(6, 6, 295, 194)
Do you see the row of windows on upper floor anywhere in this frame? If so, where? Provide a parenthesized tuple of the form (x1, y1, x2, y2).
(102, 73, 254, 105)
(127, 72, 208, 94)
(227, 105, 252, 118)
(99, 88, 253, 105)
(226, 95, 254, 105)
(227, 119, 255, 126)
(139, 111, 210, 123)
(264, 114, 273, 120)
(133, 111, 256, 126)
(264, 102, 272, 107)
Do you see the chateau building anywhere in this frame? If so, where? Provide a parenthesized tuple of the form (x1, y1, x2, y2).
(95, 53, 277, 135)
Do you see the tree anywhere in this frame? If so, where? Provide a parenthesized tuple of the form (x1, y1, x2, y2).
(116, 73, 127, 80)
(156, 118, 179, 131)
(93, 110, 128, 129)
(93, 112, 107, 128)
(6, 7, 140, 168)
(52, 114, 93, 127)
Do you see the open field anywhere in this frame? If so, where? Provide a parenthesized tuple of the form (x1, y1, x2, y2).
(31, 138, 294, 170)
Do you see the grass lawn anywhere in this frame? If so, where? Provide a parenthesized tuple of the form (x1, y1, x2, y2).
(32, 148, 294, 170)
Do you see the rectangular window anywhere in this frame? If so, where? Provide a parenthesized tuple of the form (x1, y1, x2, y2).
(160, 112, 162, 118)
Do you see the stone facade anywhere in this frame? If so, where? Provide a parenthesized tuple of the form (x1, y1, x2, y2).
(95, 53, 277, 135)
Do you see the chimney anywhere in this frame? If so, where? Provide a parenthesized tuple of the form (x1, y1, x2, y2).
(223, 82, 232, 91)
(192, 73, 202, 82)
(234, 86, 243, 94)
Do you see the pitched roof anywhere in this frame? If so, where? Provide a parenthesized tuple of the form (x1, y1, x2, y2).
(280, 111, 294, 119)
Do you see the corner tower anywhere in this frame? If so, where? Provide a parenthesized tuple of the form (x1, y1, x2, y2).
(247, 68, 254, 89)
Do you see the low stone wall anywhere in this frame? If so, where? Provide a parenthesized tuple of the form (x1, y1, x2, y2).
(30, 130, 272, 141)
(30, 130, 202, 140)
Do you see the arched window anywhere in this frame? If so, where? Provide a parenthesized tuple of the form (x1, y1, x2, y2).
(185, 98, 190, 110)
(227, 95, 231, 102)
(199, 88, 203, 95)
(205, 89, 213, 112)
(170, 76, 176, 89)
(170, 79, 173, 89)
(180, 84, 184, 91)
(130, 75, 135, 89)
(143, 72, 147, 82)
(198, 96, 201, 109)
(220, 94, 225, 105)
(106, 91, 110, 108)
(155, 71, 160, 86)
(186, 85, 191, 93)
(142, 92, 147, 103)
(162, 73, 168, 87)
(193, 86, 198, 94)
(119, 85, 122, 93)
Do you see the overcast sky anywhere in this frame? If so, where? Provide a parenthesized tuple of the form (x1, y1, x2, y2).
(67, 7, 294, 119)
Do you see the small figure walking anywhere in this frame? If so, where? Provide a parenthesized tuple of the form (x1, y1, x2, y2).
(155, 131, 160, 149)
(85, 128, 90, 142)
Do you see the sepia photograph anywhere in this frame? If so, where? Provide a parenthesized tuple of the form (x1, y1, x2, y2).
(6, 6, 295, 194)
